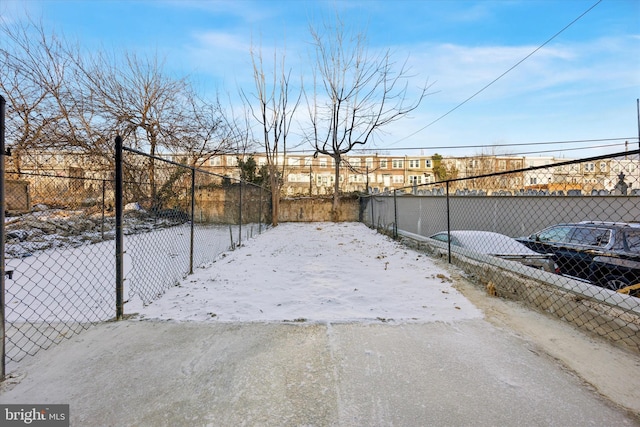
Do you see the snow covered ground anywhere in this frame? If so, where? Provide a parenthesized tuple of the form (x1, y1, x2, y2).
(3, 222, 639, 425)
(129, 222, 483, 323)
(4, 224, 244, 323)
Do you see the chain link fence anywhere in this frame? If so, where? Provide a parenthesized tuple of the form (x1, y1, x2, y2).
(119, 145, 271, 308)
(1, 138, 271, 373)
(361, 150, 640, 353)
(3, 170, 117, 370)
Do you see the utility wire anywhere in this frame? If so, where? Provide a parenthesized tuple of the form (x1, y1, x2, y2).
(445, 142, 625, 158)
(286, 137, 635, 154)
(390, 0, 603, 146)
(353, 137, 632, 153)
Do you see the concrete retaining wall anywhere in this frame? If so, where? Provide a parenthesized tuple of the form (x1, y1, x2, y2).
(279, 196, 360, 222)
(397, 232, 640, 355)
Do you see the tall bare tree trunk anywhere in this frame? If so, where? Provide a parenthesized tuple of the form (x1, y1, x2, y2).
(332, 156, 341, 221)
(270, 168, 279, 226)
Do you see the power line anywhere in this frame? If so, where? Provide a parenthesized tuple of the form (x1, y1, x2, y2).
(356, 137, 632, 153)
(447, 142, 626, 158)
(286, 136, 636, 154)
(389, 0, 603, 146)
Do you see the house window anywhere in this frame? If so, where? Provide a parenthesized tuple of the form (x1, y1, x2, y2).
(408, 159, 420, 168)
(408, 175, 422, 185)
(392, 175, 404, 183)
(379, 159, 388, 169)
(599, 162, 607, 172)
(392, 159, 404, 169)
(304, 157, 312, 166)
(209, 157, 222, 166)
(425, 159, 432, 168)
(288, 157, 300, 166)
(350, 158, 361, 167)
(319, 158, 327, 168)
(584, 163, 595, 172)
(226, 156, 238, 166)
(498, 160, 506, 171)
(366, 158, 373, 169)
(529, 177, 538, 185)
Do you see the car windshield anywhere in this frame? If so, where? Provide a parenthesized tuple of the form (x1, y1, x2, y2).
(625, 230, 640, 253)
(568, 227, 611, 247)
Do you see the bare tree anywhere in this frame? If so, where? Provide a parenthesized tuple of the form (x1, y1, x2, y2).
(78, 51, 188, 187)
(242, 44, 301, 226)
(0, 18, 108, 172)
(305, 16, 432, 219)
(169, 90, 242, 168)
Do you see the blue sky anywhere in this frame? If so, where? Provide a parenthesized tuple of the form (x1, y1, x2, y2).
(2, 0, 639, 158)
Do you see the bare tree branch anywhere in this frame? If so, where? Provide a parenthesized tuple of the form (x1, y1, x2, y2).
(242, 41, 301, 226)
(303, 15, 433, 217)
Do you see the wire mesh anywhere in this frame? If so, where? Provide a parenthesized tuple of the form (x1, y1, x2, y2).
(4, 170, 115, 367)
(361, 150, 640, 353)
(2, 150, 272, 370)
(119, 148, 272, 307)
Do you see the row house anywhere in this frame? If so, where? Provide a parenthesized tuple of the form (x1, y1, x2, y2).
(525, 158, 639, 194)
(273, 154, 438, 195)
(11, 149, 640, 196)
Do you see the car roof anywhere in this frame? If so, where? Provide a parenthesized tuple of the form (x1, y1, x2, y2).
(432, 230, 539, 256)
(576, 221, 640, 229)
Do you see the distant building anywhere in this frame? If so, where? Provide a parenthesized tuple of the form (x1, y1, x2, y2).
(9, 149, 639, 196)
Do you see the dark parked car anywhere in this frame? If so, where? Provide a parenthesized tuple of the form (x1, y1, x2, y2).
(429, 230, 556, 273)
(516, 221, 640, 293)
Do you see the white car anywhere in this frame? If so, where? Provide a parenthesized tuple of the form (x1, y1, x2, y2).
(429, 230, 557, 273)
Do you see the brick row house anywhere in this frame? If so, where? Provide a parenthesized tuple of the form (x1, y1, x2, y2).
(9, 150, 639, 197)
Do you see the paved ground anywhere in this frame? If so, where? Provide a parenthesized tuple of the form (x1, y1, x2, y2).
(1, 310, 639, 426)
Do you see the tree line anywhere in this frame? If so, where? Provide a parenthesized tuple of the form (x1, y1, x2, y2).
(1, 15, 430, 223)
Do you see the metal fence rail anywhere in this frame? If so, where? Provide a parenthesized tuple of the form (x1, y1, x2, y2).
(361, 149, 640, 353)
(1, 134, 271, 374)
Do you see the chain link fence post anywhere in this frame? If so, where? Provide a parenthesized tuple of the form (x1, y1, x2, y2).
(189, 168, 195, 275)
(115, 135, 124, 320)
(370, 194, 375, 227)
(101, 179, 106, 240)
(393, 189, 398, 239)
(446, 180, 452, 264)
(238, 180, 243, 247)
(259, 186, 263, 234)
(1, 95, 7, 379)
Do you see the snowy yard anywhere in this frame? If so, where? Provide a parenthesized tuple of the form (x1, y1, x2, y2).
(5, 224, 243, 323)
(128, 222, 483, 323)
